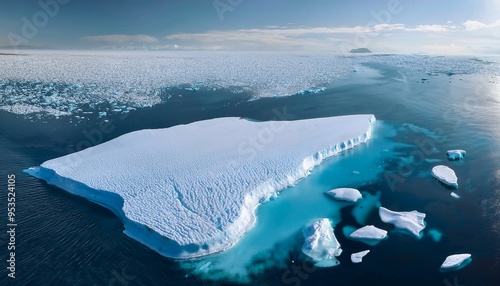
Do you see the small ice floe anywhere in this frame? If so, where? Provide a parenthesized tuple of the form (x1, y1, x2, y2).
(349, 225, 388, 245)
(451, 192, 461, 199)
(440, 254, 472, 271)
(447, 149, 466, 160)
(302, 219, 342, 267)
(378, 207, 426, 237)
(98, 111, 107, 118)
(351, 250, 370, 263)
(326, 188, 362, 203)
(432, 165, 458, 188)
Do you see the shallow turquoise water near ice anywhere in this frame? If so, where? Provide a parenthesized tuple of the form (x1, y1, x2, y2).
(0, 56, 499, 285)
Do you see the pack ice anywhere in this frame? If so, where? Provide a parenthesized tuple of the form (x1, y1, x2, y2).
(25, 115, 375, 259)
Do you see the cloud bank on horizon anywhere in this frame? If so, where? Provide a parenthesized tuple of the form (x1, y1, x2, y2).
(0, 0, 499, 54)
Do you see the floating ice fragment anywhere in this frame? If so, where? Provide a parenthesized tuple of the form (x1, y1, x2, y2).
(351, 250, 370, 263)
(447, 149, 466, 160)
(326, 188, 362, 203)
(432, 165, 458, 188)
(440, 254, 472, 271)
(451, 192, 461, 199)
(378, 207, 426, 237)
(302, 219, 342, 267)
(349, 225, 387, 244)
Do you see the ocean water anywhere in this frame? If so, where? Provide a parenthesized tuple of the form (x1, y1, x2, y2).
(0, 53, 499, 285)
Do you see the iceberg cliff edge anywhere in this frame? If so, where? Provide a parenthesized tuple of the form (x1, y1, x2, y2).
(25, 115, 376, 259)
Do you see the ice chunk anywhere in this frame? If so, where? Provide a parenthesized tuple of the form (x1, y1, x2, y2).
(451, 192, 461, 199)
(326, 188, 362, 203)
(440, 254, 472, 270)
(378, 207, 426, 237)
(432, 165, 458, 188)
(447, 149, 466, 160)
(302, 219, 342, 267)
(351, 250, 370, 263)
(25, 115, 375, 259)
(349, 225, 387, 244)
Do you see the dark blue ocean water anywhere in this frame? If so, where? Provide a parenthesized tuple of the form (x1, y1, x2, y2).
(1, 60, 499, 285)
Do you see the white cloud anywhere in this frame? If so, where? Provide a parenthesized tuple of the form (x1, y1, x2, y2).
(407, 24, 454, 32)
(83, 34, 159, 44)
(463, 19, 500, 31)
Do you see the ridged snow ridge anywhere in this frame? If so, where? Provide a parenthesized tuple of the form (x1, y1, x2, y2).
(25, 115, 375, 259)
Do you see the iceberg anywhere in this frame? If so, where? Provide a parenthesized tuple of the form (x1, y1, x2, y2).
(378, 207, 426, 237)
(440, 254, 472, 270)
(25, 115, 375, 259)
(351, 250, 370, 263)
(326, 188, 362, 203)
(349, 225, 388, 244)
(446, 149, 466, 160)
(451, 192, 461, 199)
(431, 165, 458, 188)
(302, 219, 342, 267)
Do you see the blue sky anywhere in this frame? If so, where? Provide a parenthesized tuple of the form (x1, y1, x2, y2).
(1, 0, 499, 54)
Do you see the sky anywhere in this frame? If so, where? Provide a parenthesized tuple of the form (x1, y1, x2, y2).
(0, 0, 499, 54)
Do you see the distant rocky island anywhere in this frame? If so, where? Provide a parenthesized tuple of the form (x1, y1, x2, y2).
(349, 48, 373, 53)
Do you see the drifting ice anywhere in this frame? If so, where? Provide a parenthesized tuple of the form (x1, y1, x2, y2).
(351, 250, 370, 263)
(432, 165, 458, 188)
(25, 115, 375, 259)
(349, 225, 388, 242)
(302, 219, 342, 267)
(447, 150, 466, 160)
(440, 254, 471, 270)
(326, 188, 362, 203)
(378, 207, 426, 237)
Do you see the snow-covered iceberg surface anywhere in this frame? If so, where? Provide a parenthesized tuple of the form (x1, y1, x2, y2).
(440, 254, 472, 271)
(326, 188, 362, 203)
(431, 165, 458, 188)
(447, 149, 466, 160)
(302, 219, 342, 267)
(378, 207, 426, 237)
(349, 225, 388, 245)
(25, 115, 375, 259)
(351, 250, 370, 263)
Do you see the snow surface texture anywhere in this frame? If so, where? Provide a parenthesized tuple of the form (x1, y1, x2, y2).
(378, 207, 426, 237)
(440, 254, 471, 270)
(302, 219, 342, 267)
(447, 149, 466, 160)
(432, 165, 458, 188)
(0, 51, 497, 117)
(351, 250, 370, 263)
(25, 115, 375, 259)
(349, 225, 387, 241)
(326, 188, 362, 203)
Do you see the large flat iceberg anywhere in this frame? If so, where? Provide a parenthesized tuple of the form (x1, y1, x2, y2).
(25, 115, 375, 259)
